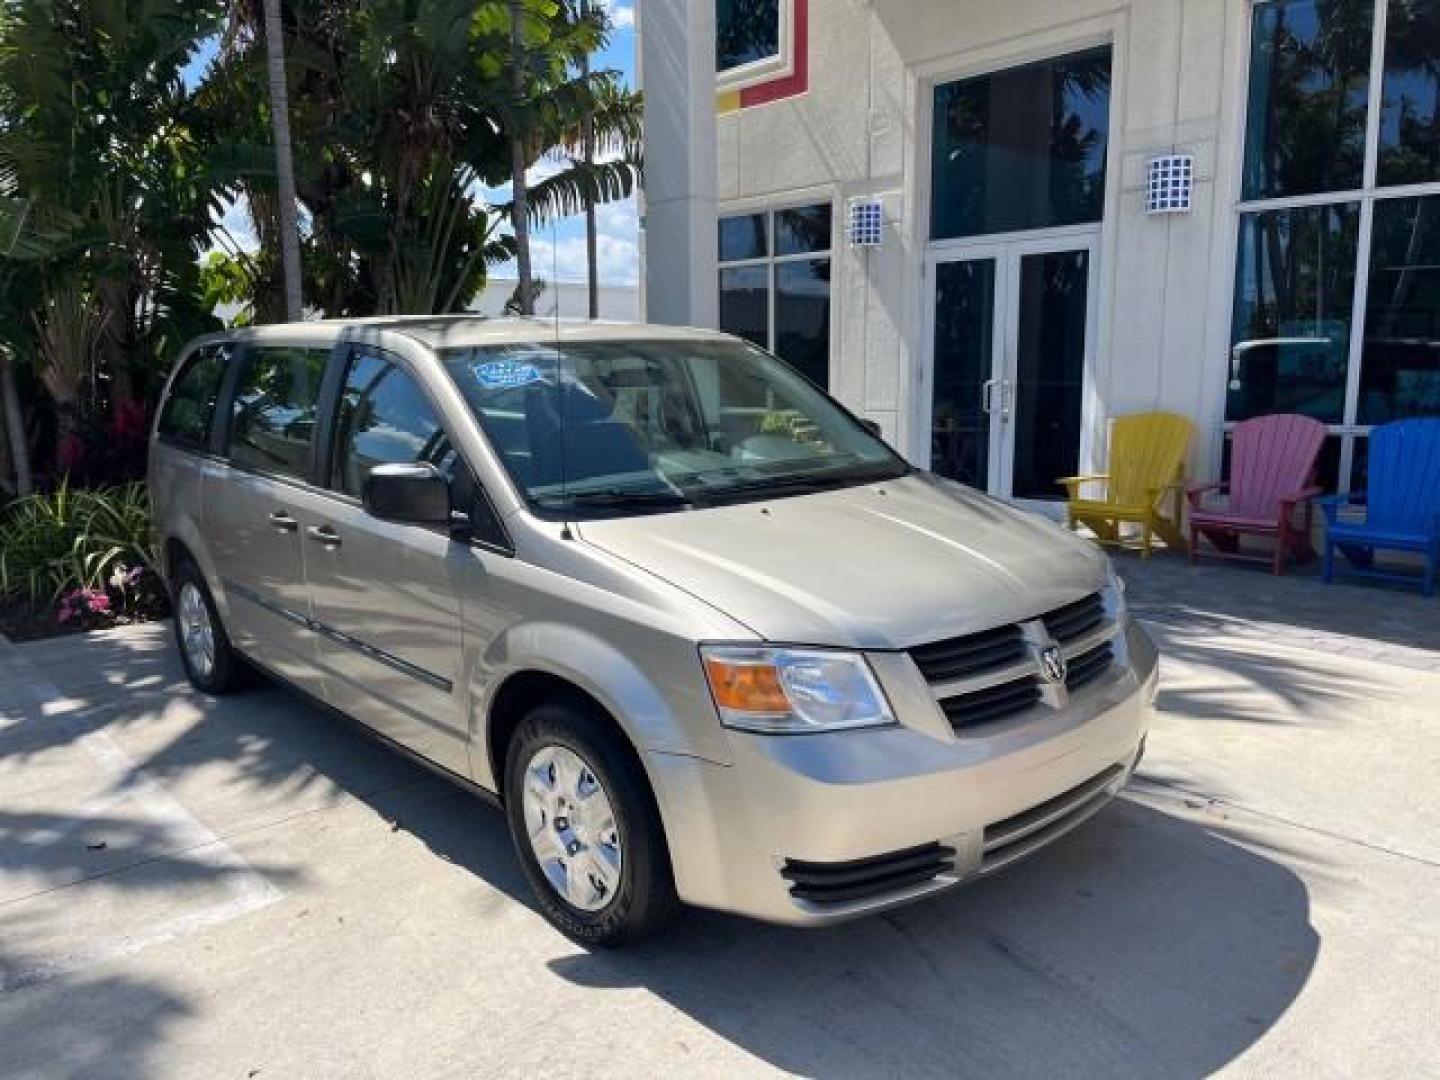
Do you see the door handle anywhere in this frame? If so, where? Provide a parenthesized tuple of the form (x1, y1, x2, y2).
(981, 378, 999, 415)
(268, 510, 299, 533)
(1000, 380, 1014, 420)
(306, 524, 341, 549)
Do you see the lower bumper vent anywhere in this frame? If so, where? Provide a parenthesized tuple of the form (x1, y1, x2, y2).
(981, 763, 1124, 874)
(782, 842, 956, 905)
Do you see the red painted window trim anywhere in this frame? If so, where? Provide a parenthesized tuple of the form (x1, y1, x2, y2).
(739, 0, 809, 108)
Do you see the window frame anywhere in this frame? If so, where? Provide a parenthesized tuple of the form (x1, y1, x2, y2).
(155, 343, 233, 456)
(716, 0, 795, 93)
(316, 344, 514, 555)
(1231, 0, 1440, 494)
(717, 198, 836, 388)
(221, 342, 335, 485)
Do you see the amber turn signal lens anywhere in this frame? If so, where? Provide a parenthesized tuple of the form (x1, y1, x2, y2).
(703, 656, 790, 715)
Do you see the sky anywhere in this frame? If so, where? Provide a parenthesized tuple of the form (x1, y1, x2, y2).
(200, 2, 641, 292)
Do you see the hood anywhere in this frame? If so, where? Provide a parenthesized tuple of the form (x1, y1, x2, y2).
(575, 472, 1110, 649)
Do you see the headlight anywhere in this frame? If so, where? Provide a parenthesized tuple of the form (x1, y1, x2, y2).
(700, 646, 897, 734)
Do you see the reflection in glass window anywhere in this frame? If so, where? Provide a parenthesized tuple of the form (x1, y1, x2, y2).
(1379, 0, 1440, 186)
(930, 46, 1112, 240)
(718, 203, 832, 388)
(1360, 196, 1440, 422)
(229, 347, 329, 479)
(331, 354, 455, 498)
(158, 346, 230, 449)
(719, 265, 769, 350)
(1242, 0, 1373, 200)
(719, 213, 767, 261)
(1229, 204, 1359, 423)
(775, 259, 831, 388)
(717, 0, 780, 73)
(931, 261, 994, 489)
(775, 204, 832, 256)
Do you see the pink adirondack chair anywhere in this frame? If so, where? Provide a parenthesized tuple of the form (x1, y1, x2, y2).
(1188, 414, 1328, 575)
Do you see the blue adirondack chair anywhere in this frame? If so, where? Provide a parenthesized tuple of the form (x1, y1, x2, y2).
(1319, 419, 1440, 597)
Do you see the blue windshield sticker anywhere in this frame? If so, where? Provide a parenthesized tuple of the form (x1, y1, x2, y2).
(472, 360, 545, 390)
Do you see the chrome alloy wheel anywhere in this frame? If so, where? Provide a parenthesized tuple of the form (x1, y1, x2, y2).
(177, 581, 216, 680)
(521, 745, 622, 912)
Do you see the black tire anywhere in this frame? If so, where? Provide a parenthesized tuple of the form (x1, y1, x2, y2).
(504, 700, 679, 946)
(171, 557, 246, 695)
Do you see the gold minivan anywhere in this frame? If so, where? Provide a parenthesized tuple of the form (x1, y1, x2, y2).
(150, 317, 1157, 944)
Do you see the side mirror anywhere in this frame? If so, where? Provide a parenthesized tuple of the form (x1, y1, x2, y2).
(362, 463, 451, 525)
(859, 418, 883, 438)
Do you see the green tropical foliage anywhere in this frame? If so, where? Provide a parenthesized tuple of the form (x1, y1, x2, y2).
(0, 481, 160, 605)
(0, 0, 640, 500)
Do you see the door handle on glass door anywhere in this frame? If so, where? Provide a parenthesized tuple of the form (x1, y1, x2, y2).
(981, 379, 999, 414)
(1000, 381, 1014, 420)
(268, 510, 299, 533)
(306, 524, 341, 549)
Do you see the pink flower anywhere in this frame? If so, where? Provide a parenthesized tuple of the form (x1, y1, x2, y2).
(84, 591, 111, 614)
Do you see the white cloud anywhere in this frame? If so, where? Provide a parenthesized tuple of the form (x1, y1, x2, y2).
(492, 194, 641, 287)
(599, 1, 635, 31)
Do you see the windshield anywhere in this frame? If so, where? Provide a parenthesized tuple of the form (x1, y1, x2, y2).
(440, 338, 908, 516)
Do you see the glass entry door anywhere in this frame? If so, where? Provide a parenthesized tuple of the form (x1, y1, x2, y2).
(927, 236, 1096, 503)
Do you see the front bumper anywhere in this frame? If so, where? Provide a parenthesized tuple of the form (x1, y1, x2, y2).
(647, 619, 1158, 926)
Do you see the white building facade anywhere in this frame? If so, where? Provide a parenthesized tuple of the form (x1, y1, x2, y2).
(652, 0, 1440, 505)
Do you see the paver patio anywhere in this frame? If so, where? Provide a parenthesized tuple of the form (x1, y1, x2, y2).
(0, 557, 1436, 1079)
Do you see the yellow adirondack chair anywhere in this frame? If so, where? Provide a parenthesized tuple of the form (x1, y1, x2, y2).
(1059, 412, 1194, 558)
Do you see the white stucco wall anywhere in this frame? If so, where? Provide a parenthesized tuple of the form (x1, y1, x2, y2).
(717, 0, 1248, 481)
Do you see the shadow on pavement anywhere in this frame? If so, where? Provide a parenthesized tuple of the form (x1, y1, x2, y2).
(550, 797, 1317, 1079)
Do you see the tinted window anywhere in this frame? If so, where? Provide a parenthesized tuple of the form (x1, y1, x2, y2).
(719, 213, 767, 261)
(717, 0, 779, 72)
(229, 346, 329, 479)
(719, 265, 769, 349)
(930, 47, 1112, 240)
(775, 258, 831, 387)
(158, 345, 229, 449)
(1229, 203, 1360, 422)
(331, 353, 457, 498)
(1242, 0, 1373, 200)
(1379, 0, 1440, 186)
(1359, 195, 1440, 422)
(775, 205, 832, 256)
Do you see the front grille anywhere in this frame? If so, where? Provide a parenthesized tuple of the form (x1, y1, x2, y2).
(940, 676, 1041, 729)
(981, 763, 1124, 874)
(782, 842, 956, 905)
(909, 624, 1027, 683)
(1043, 592, 1107, 643)
(1066, 642, 1115, 692)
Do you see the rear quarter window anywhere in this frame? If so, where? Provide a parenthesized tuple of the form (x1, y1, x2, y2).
(157, 345, 232, 450)
(229, 346, 331, 480)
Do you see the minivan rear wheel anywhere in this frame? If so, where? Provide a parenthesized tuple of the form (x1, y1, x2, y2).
(504, 702, 678, 945)
(172, 559, 244, 695)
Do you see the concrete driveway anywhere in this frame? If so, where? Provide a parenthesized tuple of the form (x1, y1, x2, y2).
(1, 560, 1436, 1079)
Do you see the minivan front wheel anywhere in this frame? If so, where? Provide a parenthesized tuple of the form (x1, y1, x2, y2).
(504, 702, 678, 945)
(172, 560, 243, 695)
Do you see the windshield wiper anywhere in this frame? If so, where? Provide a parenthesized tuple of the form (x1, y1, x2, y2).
(543, 488, 694, 511)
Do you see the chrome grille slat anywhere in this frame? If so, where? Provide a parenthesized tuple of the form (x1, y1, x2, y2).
(909, 590, 1115, 733)
(909, 625, 1027, 683)
(940, 677, 1041, 728)
(1042, 592, 1107, 643)
(1065, 642, 1115, 692)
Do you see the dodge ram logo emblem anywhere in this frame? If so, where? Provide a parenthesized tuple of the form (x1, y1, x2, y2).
(1040, 646, 1068, 685)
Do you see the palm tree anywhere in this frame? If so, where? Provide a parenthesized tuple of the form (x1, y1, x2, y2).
(508, 0, 536, 315)
(261, 0, 303, 321)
